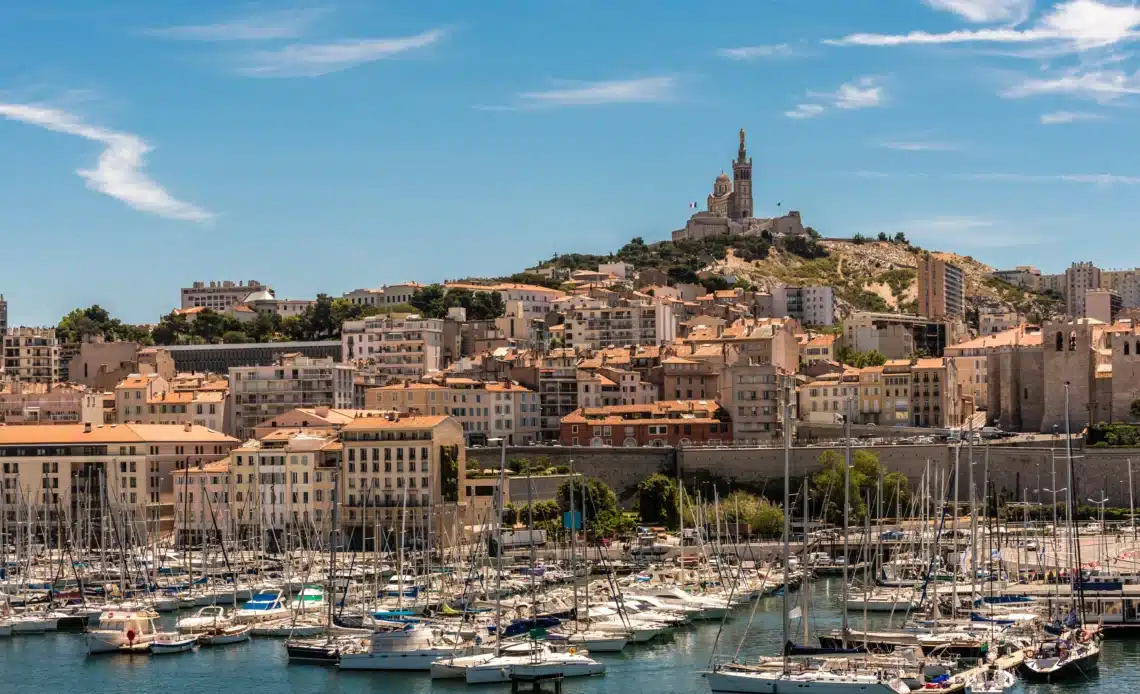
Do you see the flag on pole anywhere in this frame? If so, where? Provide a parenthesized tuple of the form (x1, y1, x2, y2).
(689, 202, 698, 209)
(789, 606, 803, 619)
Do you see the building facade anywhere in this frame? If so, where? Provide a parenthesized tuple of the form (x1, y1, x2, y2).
(341, 316, 445, 378)
(230, 354, 349, 440)
(1066, 262, 1103, 318)
(559, 400, 732, 447)
(181, 280, 270, 310)
(918, 254, 965, 320)
(3, 328, 60, 384)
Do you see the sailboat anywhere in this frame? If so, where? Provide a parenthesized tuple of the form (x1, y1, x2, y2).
(709, 399, 913, 694)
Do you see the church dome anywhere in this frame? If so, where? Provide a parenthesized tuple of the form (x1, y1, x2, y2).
(715, 172, 730, 182)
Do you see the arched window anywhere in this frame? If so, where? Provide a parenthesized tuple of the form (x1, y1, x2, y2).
(1069, 331, 1077, 351)
(1134, 339, 1139, 355)
(1056, 332, 1064, 352)
(1126, 342, 1131, 356)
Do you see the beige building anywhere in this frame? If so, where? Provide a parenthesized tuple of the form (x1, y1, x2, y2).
(799, 369, 861, 423)
(802, 333, 837, 366)
(230, 354, 349, 440)
(0, 382, 102, 426)
(338, 414, 465, 543)
(1066, 262, 1102, 318)
(342, 315, 445, 378)
(561, 298, 679, 350)
(993, 266, 1041, 290)
(1086, 288, 1122, 324)
(918, 254, 965, 320)
(979, 307, 1019, 335)
(365, 379, 541, 445)
(881, 359, 914, 426)
(1, 423, 237, 538)
(910, 357, 964, 428)
(844, 312, 958, 359)
(944, 325, 1039, 414)
(3, 327, 60, 384)
(116, 373, 170, 423)
(721, 358, 795, 442)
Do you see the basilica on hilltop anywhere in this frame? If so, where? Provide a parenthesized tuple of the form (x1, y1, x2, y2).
(672, 129, 806, 242)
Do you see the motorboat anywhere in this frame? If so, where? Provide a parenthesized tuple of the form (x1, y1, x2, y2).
(431, 641, 537, 679)
(86, 609, 160, 654)
(964, 668, 1016, 693)
(177, 605, 231, 634)
(1019, 633, 1101, 682)
(463, 642, 606, 684)
(197, 623, 252, 646)
(11, 611, 55, 634)
(251, 615, 327, 637)
(846, 592, 918, 613)
(289, 585, 326, 613)
(150, 633, 199, 655)
(233, 589, 289, 623)
(547, 629, 629, 652)
(339, 622, 487, 671)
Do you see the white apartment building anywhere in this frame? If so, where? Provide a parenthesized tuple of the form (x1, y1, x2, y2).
(366, 379, 541, 445)
(772, 286, 836, 326)
(562, 299, 679, 350)
(1066, 261, 1102, 317)
(1102, 269, 1140, 309)
(230, 355, 349, 440)
(3, 328, 60, 385)
(979, 307, 1019, 335)
(342, 282, 424, 308)
(341, 316, 445, 378)
(181, 280, 270, 310)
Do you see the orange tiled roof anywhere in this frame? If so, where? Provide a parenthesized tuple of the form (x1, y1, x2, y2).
(340, 414, 449, 431)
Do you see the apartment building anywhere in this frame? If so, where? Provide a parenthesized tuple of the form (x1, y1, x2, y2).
(181, 280, 270, 310)
(562, 298, 678, 349)
(721, 360, 795, 442)
(1102, 269, 1140, 309)
(944, 325, 1037, 414)
(230, 354, 349, 440)
(993, 266, 1041, 290)
(3, 327, 60, 384)
(771, 286, 836, 326)
(0, 382, 102, 425)
(0, 295, 6, 334)
(802, 334, 837, 365)
(559, 400, 732, 447)
(918, 254, 965, 320)
(662, 353, 722, 401)
(342, 315, 445, 378)
(365, 379, 541, 445)
(342, 282, 424, 308)
(1066, 261, 1102, 318)
(844, 312, 955, 358)
(576, 364, 656, 409)
(882, 360, 914, 426)
(910, 357, 963, 428)
(116, 373, 170, 423)
(1086, 288, 1122, 324)
(979, 307, 1019, 335)
(337, 414, 465, 542)
(0, 423, 238, 538)
(799, 369, 861, 423)
(174, 428, 341, 546)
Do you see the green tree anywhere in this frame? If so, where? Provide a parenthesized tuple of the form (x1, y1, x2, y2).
(636, 474, 680, 527)
(557, 476, 617, 526)
(877, 232, 889, 242)
(410, 284, 447, 318)
(191, 309, 227, 343)
(1130, 400, 1140, 419)
(222, 330, 249, 344)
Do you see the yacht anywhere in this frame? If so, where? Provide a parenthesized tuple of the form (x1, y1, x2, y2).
(846, 591, 918, 613)
(708, 664, 912, 693)
(964, 668, 1015, 693)
(289, 585, 327, 613)
(462, 642, 606, 684)
(177, 605, 231, 634)
(233, 589, 289, 623)
(1019, 632, 1101, 682)
(339, 622, 487, 671)
(86, 609, 160, 654)
(150, 633, 199, 655)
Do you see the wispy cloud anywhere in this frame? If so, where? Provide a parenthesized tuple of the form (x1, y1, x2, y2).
(509, 76, 677, 108)
(716, 44, 798, 60)
(238, 28, 446, 77)
(1040, 109, 1104, 123)
(899, 216, 1037, 247)
(787, 77, 884, 119)
(144, 9, 326, 41)
(785, 103, 825, 119)
(828, 0, 1140, 55)
(924, 0, 1035, 24)
(964, 172, 1140, 184)
(880, 140, 961, 151)
(0, 102, 211, 221)
(1004, 67, 1140, 100)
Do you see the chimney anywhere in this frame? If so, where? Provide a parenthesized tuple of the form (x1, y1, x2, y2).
(83, 422, 92, 433)
(184, 422, 192, 432)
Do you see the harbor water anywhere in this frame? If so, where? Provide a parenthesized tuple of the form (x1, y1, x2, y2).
(1, 579, 1133, 693)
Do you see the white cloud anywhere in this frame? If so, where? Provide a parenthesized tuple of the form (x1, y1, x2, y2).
(881, 140, 960, 151)
(0, 103, 211, 221)
(238, 28, 445, 77)
(1039, 109, 1104, 123)
(785, 103, 825, 119)
(924, 0, 1034, 23)
(516, 76, 676, 107)
(717, 44, 797, 60)
(1004, 67, 1140, 100)
(788, 77, 884, 119)
(964, 172, 1140, 184)
(831, 77, 884, 109)
(144, 9, 326, 41)
(828, 0, 1140, 55)
(900, 216, 1038, 247)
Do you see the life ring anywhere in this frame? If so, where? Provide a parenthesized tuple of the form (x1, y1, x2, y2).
(569, 647, 576, 655)
(126, 629, 136, 642)
(360, 639, 368, 647)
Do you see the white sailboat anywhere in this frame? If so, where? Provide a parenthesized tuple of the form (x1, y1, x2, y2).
(339, 622, 486, 671)
(86, 609, 160, 654)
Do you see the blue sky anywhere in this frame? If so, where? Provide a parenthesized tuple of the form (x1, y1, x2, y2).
(3, 0, 1140, 325)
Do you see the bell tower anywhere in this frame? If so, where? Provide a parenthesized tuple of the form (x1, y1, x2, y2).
(732, 128, 753, 219)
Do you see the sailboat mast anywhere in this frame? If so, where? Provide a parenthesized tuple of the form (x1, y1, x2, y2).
(781, 389, 791, 660)
(841, 397, 851, 647)
(494, 438, 506, 655)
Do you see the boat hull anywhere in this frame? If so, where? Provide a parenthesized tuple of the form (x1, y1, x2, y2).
(285, 641, 339, 664)
(151, 639, 198, 654)
(708, 671, 909, 693)
(340, 647, 472, 671)
(1019, 650, 1100, 682)
(465, 657, 605, 684)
